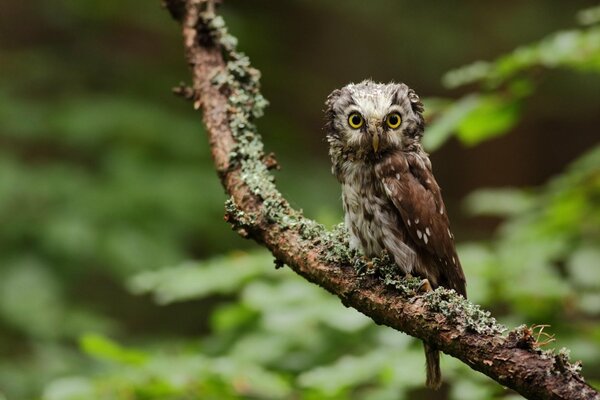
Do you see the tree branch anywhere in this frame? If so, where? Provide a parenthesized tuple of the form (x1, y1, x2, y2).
(163, 1, 600, 399)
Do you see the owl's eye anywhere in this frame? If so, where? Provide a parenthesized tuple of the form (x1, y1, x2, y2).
(386, 112, 402, 129)
(348, 112, 364, 129)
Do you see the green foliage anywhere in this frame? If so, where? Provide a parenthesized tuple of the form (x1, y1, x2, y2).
(128, 252, 271, 304)
(57, 250, 472, 399)
(424, 7, 600, 150)
(463, 146, 600, 325)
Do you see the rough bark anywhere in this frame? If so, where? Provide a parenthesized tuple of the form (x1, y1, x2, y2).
(163, 1, 600, 399)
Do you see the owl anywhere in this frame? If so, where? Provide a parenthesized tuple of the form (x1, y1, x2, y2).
(325, 80, 466, 390)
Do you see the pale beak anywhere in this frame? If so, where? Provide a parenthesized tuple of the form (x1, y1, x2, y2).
(372, 132, 380, 153)
(369, 119, 382, 153)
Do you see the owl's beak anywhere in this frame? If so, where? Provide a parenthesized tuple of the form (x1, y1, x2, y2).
(372, 132, 380, 153)
(369, 119, 382, 153)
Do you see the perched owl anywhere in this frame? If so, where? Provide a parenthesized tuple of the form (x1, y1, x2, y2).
(325, 80, 466, 390)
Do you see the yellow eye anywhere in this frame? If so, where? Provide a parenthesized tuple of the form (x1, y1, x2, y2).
(386, 112, 402, 129)
(348, 112, 364, 129)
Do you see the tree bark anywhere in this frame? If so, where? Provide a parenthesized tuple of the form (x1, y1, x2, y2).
(163, 1, 600, 399)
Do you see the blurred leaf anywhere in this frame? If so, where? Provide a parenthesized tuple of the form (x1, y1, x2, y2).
(42, 377, 93, 400)
(568, 246, 600, 289)
(444, 26, 600, 89)
(242, 279, 370, 334)
(465, 188, 534, 217)
(210, 358, 292, 399)
(423, 95, 481, 151)
(578, 293, 600, 315)
(0, 258, 64, 339)
(298, 352, 387, 394)
(578, 5, 600, 26)
(455, 243, 496, 305)
(456, 95, 521, 145)
(442, 61, 492, 89)
(450, 379, 496, 400)
(211, 303, 257, 333)
(128, 251, 272, 304)
(80, 334, 147, 366)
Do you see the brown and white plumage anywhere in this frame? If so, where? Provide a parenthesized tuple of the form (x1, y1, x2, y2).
(325, 80, 466, 389)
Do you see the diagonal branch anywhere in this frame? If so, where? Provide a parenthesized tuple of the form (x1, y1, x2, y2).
(163, 1, 600, 399)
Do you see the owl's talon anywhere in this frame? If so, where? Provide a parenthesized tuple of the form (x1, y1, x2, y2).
(357, 256, 375, 273)
(418, 278, 433, 294)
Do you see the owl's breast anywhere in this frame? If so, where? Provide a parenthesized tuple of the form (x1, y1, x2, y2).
(339, 162, 416, 273)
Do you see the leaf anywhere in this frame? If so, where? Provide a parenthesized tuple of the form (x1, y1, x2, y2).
(578, 6, 600, 26)
(0, 259, 65, 339)
(442, 61, 492, 89)
(297, 352, 388, 394)
(79, 334, 147, 366)
(450, 379, 496, 400)
(464, 188, 534, 217)
(210, 358, 292, 399)
(568, 246, 600, 289)
(443, 25, 600, 88)
(42, 377, 93, 400)
(128, 251, 271, 304)
(211, 303, 257, 333)
(422, 95, 481, 151)
(456, 95, 521, 145)
(455, 243, 496, 304)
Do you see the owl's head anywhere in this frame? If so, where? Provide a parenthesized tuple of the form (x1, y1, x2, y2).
(325, 80, 424, 156)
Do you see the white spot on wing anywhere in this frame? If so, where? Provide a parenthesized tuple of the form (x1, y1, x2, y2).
(440, 207, 444, 215)
(417, 230, 422, 239)
(396, 173, 400, 179)
(423, 234, 428, 244)
(407, 219, 411, 226)
(415, 218, 419, 224)
(426, 227, 431, 236)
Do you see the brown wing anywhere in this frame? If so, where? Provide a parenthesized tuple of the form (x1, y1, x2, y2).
(376, 151, 466, 297)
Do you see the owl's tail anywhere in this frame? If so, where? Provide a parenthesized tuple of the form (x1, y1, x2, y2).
(424, 341, 442, 390)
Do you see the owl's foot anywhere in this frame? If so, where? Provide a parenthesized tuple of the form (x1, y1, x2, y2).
(357, 256, 375, 273)
(418, 278, 433, 294)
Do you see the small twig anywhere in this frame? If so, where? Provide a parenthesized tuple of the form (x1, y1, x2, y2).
(531, 324, 556, 347)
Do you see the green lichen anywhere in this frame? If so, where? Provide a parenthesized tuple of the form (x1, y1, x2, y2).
(320, 223, 356, 265)
(425, 288, 505, 335)
(380, 273, 423, 296)
(555, 348, 583, 374)
(538, 346, 583, 376)
(201, 12, 300, 232)
(224, 197, 255, 227)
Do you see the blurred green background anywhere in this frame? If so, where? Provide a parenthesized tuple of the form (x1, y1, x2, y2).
(0, 1, 599, 399)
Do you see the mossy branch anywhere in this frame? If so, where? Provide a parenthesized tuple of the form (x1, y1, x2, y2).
(163, 1, 600, 399)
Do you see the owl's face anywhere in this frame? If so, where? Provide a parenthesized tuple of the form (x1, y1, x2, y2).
(325, 80, 424, 156)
